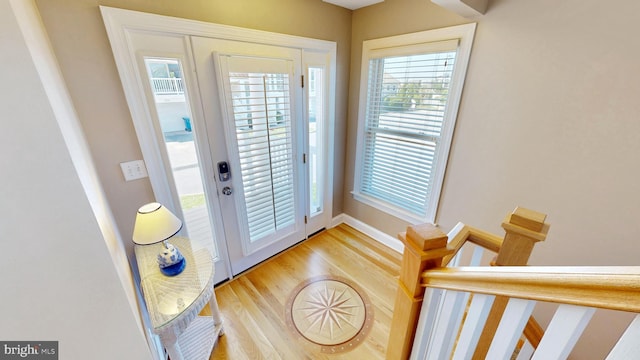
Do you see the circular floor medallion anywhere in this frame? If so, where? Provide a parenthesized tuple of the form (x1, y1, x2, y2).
(285, 275, 373, 353)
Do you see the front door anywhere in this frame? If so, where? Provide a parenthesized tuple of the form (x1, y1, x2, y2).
(192, 38, 306, 275)
(103, 8, 335, 282)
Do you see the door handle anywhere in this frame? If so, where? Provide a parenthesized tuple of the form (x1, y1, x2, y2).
(222, 186, 233, 195)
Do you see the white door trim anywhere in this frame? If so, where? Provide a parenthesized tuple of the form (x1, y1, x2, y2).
(101, 6, 335, 227)
(100, 6, 336, 271)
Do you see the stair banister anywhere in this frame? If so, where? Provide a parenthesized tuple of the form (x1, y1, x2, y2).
(473, 207, 549, 359)
(386, 207, 549, 359)
(420, 266, 640, 312)
(387, 223, 454, 359)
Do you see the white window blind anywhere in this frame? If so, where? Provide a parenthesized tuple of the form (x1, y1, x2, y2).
(358, 38, 461, 219)
(228, 71, 295, 242)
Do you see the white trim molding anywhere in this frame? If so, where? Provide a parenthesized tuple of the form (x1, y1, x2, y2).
(331, 213, 404, 253)
(431, 0, 488, 18)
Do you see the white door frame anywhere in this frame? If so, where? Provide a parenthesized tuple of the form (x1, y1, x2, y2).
(101, 6, 336, 271)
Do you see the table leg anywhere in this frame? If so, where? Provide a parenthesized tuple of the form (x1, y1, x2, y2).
(166, 341, 184, 360)
(209, 290, 224, 335)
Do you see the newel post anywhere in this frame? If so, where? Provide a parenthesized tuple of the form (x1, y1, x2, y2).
(496, 207, 549, 266)
(387, 223, 454, 359)
(473, 207, 549, 359)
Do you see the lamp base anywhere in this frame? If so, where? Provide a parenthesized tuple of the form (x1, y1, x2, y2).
(160, 257, 186, 276)
(157, 241, 186, 276)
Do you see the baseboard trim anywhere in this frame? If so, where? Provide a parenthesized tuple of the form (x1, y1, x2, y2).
(331, 214, 403, 253)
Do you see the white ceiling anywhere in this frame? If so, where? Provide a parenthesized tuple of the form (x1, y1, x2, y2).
(322, 0, 384, 10)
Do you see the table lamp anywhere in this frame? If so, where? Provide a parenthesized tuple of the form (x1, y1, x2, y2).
(133, 202, 186, 276)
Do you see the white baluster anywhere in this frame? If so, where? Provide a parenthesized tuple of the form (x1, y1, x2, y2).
(606, 314, 640, 359)
(410, 287, 445, 360)
(532, 304, 595, 360)
(425, 290, 471, 360)
(452, 293, 496, 360)
(486, 298, 536, 360)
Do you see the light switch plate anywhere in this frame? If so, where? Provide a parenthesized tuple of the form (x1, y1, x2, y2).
(120, 160, 148, 181)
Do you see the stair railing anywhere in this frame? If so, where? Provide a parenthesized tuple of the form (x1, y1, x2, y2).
(387, 207, 549, 359)
(387, 207, 640, 359)
(415, 265, 640, 359)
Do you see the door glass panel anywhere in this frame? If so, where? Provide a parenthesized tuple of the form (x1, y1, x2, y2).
(143, 57, 218, 256)
(308, 67, 324, 216)
(227, 70, 296, 243)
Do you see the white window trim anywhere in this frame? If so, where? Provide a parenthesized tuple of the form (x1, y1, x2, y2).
(352, 23, 476, 224)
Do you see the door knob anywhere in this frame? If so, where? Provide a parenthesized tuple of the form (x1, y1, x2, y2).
(222, 186, 233, 195)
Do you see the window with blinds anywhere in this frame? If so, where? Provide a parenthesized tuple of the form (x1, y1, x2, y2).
(353, 25, 476, 222)
(228, 72, 295, 242)
(361, 50, 456, 216)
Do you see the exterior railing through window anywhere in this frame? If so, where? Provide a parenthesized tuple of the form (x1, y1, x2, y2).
(151, 77, 184, 95)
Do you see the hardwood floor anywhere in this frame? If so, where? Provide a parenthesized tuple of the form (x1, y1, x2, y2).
(203, 223, 402, 359)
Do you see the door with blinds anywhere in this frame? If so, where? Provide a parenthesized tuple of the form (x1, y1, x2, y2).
(192, 38, 306, 275)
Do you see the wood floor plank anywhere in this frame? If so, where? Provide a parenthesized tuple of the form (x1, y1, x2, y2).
(303, 230, 399, 310)
(228, 277, 291, 359)
(331, 224, 402, 271)
(207, 224, 401, 359)
(206, 286, 254, 360)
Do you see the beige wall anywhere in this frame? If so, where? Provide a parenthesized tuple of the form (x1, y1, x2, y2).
(35, 0, 352, 260)
(1, 1, 151, 357)
(346, 0, 640, 358)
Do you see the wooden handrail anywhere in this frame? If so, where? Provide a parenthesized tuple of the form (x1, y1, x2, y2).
(421, 266, 640, 313)
(442, 222, 503, 265)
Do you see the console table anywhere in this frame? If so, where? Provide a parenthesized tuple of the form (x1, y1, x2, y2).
(135, 236, 224, 360)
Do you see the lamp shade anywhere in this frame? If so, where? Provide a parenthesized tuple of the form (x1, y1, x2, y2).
(132, 202, 183, 245)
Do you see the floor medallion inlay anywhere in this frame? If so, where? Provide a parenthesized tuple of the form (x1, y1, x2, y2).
(285, 275, 373, 353)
